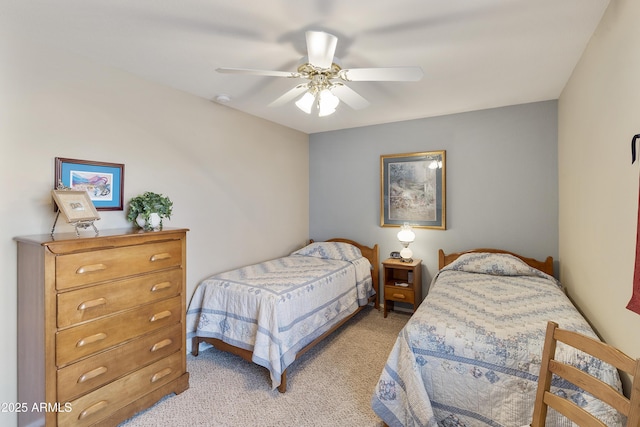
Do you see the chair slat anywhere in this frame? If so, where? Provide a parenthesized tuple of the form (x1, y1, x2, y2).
(549, 360, 630, 414)
(544, 392, 607, 427)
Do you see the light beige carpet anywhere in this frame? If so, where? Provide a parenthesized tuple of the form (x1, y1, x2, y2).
(119, 307, 409, 427)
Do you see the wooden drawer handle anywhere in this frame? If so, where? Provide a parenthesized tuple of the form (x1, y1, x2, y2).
(150, 367, 173, 383)
(77, 297, 107, 311)
(76, 264, 107, 274)
(151, 281, 172, 292)
(78, 400, 108, 420)
(150, 253, 171, 262)
(392, 294, 406, 299)
(150, 338, 173, 352)
(149, 310, 172, 322)
(76, 332, 107, 347)
(77, 366, 108, 383)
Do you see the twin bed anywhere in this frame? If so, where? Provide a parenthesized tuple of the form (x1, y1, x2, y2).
(187, 240, 625, 426)
(186, 238, 378, 392)
(371, 248, 625, 427)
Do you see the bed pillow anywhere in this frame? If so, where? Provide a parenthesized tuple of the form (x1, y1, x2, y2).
(443, 252, 550, 278)
(291, 241, 362, 261)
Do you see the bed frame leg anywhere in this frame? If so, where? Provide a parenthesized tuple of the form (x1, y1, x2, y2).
(191, 337, 200, 356)
(277, 371, 287, 393)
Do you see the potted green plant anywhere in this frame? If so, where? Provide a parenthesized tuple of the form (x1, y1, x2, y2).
(126, 191, 173, 231)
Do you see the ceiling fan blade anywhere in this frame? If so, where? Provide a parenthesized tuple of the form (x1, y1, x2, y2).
(331, 84, 370, 110)
(216, 67, 300, 78)
(268, 84, 309, 107)
(339, 66, 424, 82)
(305, 31, 338, 69)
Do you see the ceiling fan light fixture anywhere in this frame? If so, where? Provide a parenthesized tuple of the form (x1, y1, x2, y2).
(318, 89, 339, 117)
(295, 92, 316, 114)
(318, 105, 335, 117)
(217, 31, 422, 118)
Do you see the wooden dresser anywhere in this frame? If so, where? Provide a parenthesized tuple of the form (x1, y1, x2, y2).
(15, 228, 189, 426)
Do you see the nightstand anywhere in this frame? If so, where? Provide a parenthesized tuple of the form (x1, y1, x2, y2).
(382, 258, 422, 318)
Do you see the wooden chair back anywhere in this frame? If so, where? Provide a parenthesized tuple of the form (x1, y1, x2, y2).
(531, 321, 640, 427)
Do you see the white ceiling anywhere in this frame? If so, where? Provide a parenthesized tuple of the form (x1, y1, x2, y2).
(3, 0, 609, 134)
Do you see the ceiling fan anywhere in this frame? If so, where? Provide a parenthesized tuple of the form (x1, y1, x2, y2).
(216, 31, 424, 117)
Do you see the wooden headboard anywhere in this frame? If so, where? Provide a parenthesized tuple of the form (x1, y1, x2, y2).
(325, 238, 380, 289)
(438, 248, 554, 276)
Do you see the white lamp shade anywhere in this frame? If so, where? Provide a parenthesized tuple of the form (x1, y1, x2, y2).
(295, 92, 316, 114)
(318, 89, 339, 117)
(397, 224, 415, 244)
(318, 106, 336, 117)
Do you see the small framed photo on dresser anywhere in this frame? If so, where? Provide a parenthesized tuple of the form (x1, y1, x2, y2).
(51, 190, 101, 223)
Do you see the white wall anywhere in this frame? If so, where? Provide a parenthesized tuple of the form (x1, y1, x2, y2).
(558, 0, 640, 369)
(309, 101, 559, 295)
(0, 35, 308, 425)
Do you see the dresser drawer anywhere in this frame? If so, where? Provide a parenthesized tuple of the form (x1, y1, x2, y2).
(57, 323, 183, 402)
(59, 352, 183, 427)
(55, 240, 183, 290)
(56, 296, 182, 366)
(384, 285, 415, 303)
(57, 268, 182, 328)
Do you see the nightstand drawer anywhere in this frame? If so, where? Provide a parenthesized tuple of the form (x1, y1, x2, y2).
(57, 268, 183, 328)
(55, 240, 183, 290)
(384, 285, 415, 303)
(57, 323, 183, 402)
(59, 352, 183, 427)
(56, 296, 182, 366)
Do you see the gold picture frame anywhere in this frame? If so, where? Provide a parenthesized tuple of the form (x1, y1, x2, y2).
(51, 190, 101, 223)
(380, 150, 446, 229)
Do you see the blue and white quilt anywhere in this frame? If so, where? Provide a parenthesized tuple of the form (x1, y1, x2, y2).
(371, 252, 623, 427)
(187, 241, 375, 390)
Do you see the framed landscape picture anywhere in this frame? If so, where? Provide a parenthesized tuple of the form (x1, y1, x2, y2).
(54, 157, 124, 210)
(380, 150, 446, 229)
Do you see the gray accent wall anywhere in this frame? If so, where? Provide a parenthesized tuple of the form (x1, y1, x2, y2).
(309, 100, 558, 297)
